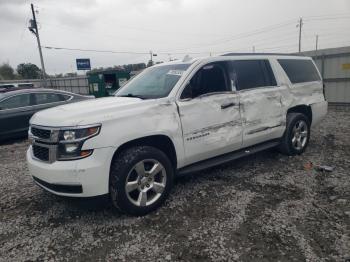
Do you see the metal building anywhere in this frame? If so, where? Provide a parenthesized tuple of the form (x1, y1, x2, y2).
(300, 46, 350, 105)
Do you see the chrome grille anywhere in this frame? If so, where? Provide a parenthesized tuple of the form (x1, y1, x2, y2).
(30, 125, 57, 163)
(33, 145, 50, 162)
(31, 127, 51, 139)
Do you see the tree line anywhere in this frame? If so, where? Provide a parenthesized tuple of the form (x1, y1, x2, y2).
(0, 63, 43, 80)
(0, 62, 148, 80)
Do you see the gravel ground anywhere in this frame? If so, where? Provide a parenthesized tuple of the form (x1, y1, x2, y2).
(0, 108, 349, 262)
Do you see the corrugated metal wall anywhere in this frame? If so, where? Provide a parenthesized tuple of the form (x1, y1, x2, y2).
(301, 46, 350, 104)
(0, 76, 89, 95)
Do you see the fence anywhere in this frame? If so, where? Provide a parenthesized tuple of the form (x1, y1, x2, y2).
(0, 76, 89, 95)
(301, 46, 350, 105)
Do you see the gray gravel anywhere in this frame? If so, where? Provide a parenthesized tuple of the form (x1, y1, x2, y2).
(0, 108, 349, 261)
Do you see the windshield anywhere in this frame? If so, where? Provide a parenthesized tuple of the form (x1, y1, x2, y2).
(116, 63, 190, 99)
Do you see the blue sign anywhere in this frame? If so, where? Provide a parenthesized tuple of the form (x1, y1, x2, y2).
(76, 58, 91, 70)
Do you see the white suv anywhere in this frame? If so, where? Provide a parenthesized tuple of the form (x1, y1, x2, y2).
(27, 54, 327, 215)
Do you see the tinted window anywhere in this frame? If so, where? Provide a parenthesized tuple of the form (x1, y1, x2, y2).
(58, 94, 72, 101)
(181, 62, 229, 99)
(278, 59, 320, 83)
(0, 94, 31, 109)
(232, 60, 277, 91)
(18, 83, 34, 88)
(0, 84, 15, 89)
(34, 93, 61, 105)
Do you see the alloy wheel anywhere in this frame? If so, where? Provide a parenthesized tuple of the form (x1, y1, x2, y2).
(291, 120, 308, 151)
(125, 159, 167, 207)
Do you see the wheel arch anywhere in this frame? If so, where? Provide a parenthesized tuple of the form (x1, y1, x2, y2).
(111, 135, 178, 171)
(287, 104, 312, 124)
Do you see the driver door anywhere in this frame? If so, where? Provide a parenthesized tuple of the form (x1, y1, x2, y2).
(176, 61, 242, 165)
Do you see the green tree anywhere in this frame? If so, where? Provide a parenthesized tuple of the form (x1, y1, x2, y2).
(17, 63, 41, 79)
(0, 63, 15, 80)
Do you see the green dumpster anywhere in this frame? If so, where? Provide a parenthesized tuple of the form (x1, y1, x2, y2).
(88, 69, 130, 97)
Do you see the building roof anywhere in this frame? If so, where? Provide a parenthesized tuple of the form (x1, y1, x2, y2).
(298, 46, 350, 58)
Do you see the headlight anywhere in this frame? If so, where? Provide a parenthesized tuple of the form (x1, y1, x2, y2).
(61, 126, 100, 141)
(57, 125, 101, 161)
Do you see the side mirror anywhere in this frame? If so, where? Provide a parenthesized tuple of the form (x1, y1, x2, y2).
(180, 83, 193, 100)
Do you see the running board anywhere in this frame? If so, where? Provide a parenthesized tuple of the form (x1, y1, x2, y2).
(177, 139, 280, 176)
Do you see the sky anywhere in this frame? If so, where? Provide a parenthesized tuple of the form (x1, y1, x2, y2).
(1, 0, 350, 75)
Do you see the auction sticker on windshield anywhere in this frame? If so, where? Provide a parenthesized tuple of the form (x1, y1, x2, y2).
(167, 70, 185, 76)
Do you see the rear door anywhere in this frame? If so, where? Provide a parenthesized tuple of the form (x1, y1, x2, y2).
(232, 59, 285, 147)
(177, 61, 242, 165)
(0, 93, 34, 137)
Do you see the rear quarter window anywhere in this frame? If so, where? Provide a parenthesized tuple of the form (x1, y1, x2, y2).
(34, 93, 62, 105)
(58, 94, 72, 101)
(278, 59, 320, 84)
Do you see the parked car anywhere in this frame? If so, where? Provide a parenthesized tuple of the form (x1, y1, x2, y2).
(0, 88, 94, 140)
(27, 54, 327, 216)
(0, 82, 34, 91)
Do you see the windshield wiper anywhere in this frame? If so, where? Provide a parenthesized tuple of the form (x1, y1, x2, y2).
(118, 93, 146, 99)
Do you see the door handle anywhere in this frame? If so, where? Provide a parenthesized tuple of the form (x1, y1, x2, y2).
(221, 102, 237, 109)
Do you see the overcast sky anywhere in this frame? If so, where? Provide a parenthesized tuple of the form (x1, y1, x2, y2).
(1, 0, 350, 74)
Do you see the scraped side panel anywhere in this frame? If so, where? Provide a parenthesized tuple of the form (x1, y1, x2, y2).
(240, 87, 286, 147)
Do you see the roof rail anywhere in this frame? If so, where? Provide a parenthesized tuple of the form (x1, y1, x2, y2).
(221, 52, 303, 56)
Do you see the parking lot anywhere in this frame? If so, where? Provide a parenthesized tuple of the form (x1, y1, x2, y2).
(0, 108, 349, 261)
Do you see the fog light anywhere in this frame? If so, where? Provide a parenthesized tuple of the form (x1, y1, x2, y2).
(65, 143, 79, 153)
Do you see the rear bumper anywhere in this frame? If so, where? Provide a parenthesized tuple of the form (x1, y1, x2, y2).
(311, 101, 328, 127)
(27, 145, 115, 197)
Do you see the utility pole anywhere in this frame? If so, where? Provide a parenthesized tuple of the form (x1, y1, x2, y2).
(29, 3, 47, 87)
(148, 51, 157, 66)
(297, 17, 303, 53)
(315, 34, 319, 51)
(149, 51, 153, 66)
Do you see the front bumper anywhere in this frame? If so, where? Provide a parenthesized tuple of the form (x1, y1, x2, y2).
(27, 145, 115, 197)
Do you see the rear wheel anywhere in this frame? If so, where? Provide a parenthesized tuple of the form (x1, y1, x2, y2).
(278, 113, 310, 155)
(109, 146, 174, 216)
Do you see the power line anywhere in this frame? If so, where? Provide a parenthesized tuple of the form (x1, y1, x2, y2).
(41, 13, 350, 59)
(42, 46, 209, 55)
(42, 46, 150, 55)
(304, 16, 350, 21)
(40, 13, 350, 56)
(162, 19, 297, 53)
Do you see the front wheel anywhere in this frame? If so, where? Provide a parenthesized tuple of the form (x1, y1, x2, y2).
(278, 113, 311, 156)
(109, 146, 174, 216)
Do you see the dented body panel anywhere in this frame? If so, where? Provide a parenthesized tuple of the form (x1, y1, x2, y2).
(27, 54, 327, 197)
(177, 92, 242, 165)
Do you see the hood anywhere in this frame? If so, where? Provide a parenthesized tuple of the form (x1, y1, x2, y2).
(30, 97, 152, 127)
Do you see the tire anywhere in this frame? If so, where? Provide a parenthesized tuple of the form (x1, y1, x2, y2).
(109, 146, 174, 216)
(278, 113, 311, 156)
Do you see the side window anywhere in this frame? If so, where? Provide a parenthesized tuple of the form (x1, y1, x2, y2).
(181, 62, 229, 99)
(33, 93, 61, 105)
(232, 60, 277, 91)
(278, 59, 321, 84)
(0, 94, 31, 110)
(57, 94, 72, 101)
